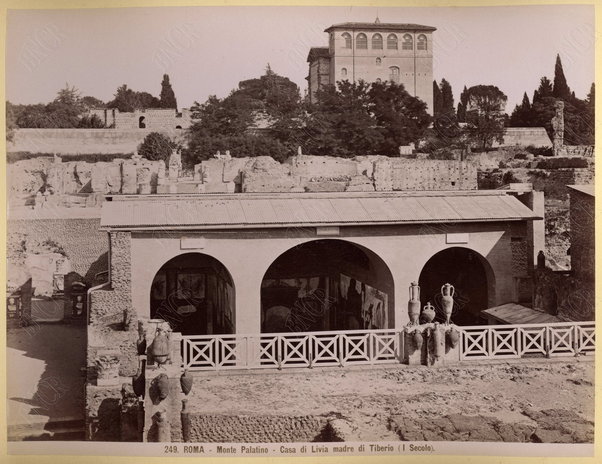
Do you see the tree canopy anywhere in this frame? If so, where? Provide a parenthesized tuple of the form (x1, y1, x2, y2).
(107, 84, 161, 112)
(185, 65, 300, 164)
(463, 85, 507, 150)
(508, 55, 594, 145)
(303, 80, 431, 157)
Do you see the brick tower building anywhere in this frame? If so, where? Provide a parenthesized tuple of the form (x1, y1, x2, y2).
(307, 19, 435, 113)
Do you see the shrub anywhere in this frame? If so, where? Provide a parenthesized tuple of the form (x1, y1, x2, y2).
(524, 145, 553, 157)
(183, 134, 293, 167)
(137, 132, 176, 162)
(502, 171, 521, 184)
(536, 158, 589, 169)
(426, 149, 456, 160)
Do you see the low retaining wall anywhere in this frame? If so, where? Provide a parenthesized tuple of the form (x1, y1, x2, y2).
(182, 414, 332, 443)
(8, 128, 183, 155)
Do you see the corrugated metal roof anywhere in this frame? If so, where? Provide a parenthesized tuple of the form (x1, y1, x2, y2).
(481, 303, 561, 324)
(100, 192, 540, 230)
(568, 185, 595, 197)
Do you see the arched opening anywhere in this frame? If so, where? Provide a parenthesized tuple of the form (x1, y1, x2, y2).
(402, 33, 413, 51)
(260, 239, 394, 333)
(389, 66, 400, 83)
(175, 125, 182, 129)
(387, 33, 398, 50)
(342, 32, 352, 49)
(138, 116, 146, 129)
(150, 253, 235, 335)
(418, 247, 495, 326)
(372, 33, 383, 49)
(356, 33, 368, 49)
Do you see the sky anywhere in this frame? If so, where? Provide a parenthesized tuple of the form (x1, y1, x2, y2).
(5, 5, 595, 112)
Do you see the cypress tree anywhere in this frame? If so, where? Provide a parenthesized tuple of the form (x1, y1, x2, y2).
(439, 78, 455, 114)
(552, 54, 571, 100)
(433, 80, 442, 115)
(457, 85, 468, 122)
(159, 74, 178, 110)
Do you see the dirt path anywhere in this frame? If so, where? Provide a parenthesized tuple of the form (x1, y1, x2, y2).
(185, 358, 594, 443)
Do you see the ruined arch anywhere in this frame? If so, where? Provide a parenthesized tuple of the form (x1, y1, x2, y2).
(260, 239, 394, 333)
(150, 252, 235, 335)
(418, 247, 495, 326)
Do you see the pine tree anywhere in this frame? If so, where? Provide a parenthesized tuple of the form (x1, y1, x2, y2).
(533, 76, 553, 104)
(159, 74, 178, 110)
(552, 54, 571, 100)
(509, 92, 532, 127)
(433, 80, 442, 115)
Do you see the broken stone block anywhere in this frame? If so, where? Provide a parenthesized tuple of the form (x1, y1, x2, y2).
(242, 172, 298, 193)
(304, 180, 347, 192)
(374, 159, 393, 191)
(122, 162, 137, 194)
(291, 154, 357, 178)
(223, 157, 251, 183)
(137, 167, 152, 194)
(62, 164, 79, 194)
(75, 162, 92, 191)
(106, 162, 123, 194)
(200, 159, 224, 184)
(90, 163, 108, 193)
(46, 163, 64, 194)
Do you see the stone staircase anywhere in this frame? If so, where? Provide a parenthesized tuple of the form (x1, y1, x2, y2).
(8, 416, 85, 441)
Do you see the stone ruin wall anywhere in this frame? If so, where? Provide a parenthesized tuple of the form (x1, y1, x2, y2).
(194, 154, 478, 194)
(11, 154, 479, 202)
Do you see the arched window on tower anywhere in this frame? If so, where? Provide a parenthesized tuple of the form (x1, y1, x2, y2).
(372, 33, 383, 49)
(389, 66, 400, 83)
(376, 57, 382, 66)
(417, 34, 427, 50)
(341, 68, 348, 78)
(356, 33, 368, 49)
(387, 34, 398, 50)
(342, 32, 352, 49)
(402, 34, 413, 50)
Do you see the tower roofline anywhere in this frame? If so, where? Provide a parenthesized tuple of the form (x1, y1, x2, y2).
(325, 22, 436, 33)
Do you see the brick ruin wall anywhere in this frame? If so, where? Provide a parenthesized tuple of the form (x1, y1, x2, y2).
(87, 231, 137, 376)
(569, 191, 595, 283)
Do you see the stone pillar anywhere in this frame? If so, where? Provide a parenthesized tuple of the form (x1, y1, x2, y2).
(403, 323, 461, 365)
(551, 100, 564, 156)
(168, 149, 182, 181)
(403, 325, 426, 365)
(143, 355, 183, 442)
(120, 383, 142, 441)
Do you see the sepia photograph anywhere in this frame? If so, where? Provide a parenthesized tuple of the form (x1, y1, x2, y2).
(3, 2, 596, 460)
